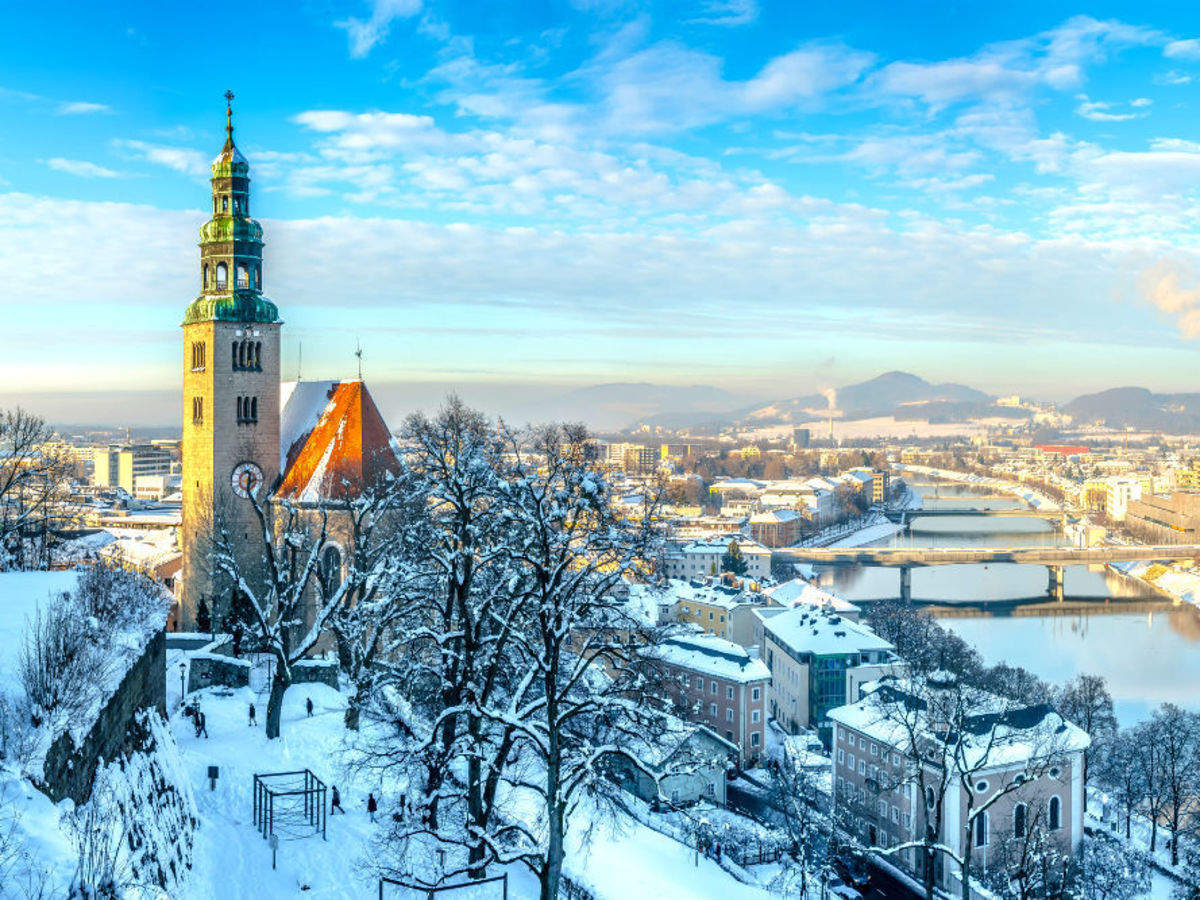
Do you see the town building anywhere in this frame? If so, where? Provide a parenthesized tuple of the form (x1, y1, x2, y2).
(746, 507, 804, 548)
(663, 537, 771, 581)
(762, 578, 862, 621)
(1124, 491, 1200, 544)
(93, 443, 174, 494)
(829, 678, 1088, 894)
(754, 605, 896, 745)
(645, 631, 770, 764)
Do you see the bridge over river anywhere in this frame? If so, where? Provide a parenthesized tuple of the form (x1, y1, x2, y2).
(777, 544, 1200, 602)
(883, 507, 1063, 521)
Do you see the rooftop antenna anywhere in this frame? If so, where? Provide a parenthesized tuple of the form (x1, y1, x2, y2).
(355, 337, 363, 381)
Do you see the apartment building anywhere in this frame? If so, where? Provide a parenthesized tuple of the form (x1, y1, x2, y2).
(829, 678, 1088, 894)
(746, 508, 804, 548)
(754, 605, 897, 745)
(93, 443, 174, 494)
(647, 631, 770, 765)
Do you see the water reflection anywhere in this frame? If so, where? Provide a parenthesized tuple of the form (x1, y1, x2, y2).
(817, 481, 1200, 725)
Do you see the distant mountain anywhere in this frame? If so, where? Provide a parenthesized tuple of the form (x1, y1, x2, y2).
(1064, 387, 1200, 433)
(511, 383, 751, 431)
(742, 371, 997, 426)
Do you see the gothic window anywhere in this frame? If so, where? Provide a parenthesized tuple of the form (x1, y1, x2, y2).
(192, 397, 203, 425)
(254, 341, 262, 369)
(1013, 803, 1027, 839)
(1048, 796, 1061, 831)
(231, 341, 238, 369)
(237, 263, 249, 288)
(236, 396, 243, 421)
(216, 262, 228, 288)
(222, 197, 228, 212)
(237, 342, 245, 369)
(191, 341, 206, 371)
(320, 545, 343, 599)
(974, 812, 989, 848)
(250, 397, 257, 421)
(202, 264, 209, 289)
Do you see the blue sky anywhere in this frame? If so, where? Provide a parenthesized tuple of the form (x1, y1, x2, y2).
(4, 0, 1200, 423)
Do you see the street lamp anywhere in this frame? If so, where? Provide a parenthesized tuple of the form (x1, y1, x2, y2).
(178, 660, 187, 707)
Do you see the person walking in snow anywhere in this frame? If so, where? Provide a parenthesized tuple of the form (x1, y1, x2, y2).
(306, 697, 314, 717)
(331, 785, 345, 815)
(367, 792, 378, 823)
(248, 702, 257, 726)
(197, 710, 209, 739)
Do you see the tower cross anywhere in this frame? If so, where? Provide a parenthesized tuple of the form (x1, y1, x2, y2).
(355, 338, 363, 380)
(224, 90, 235, 139)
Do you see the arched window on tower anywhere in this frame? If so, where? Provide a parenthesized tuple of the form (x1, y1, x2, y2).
(254, 342, 261, 369)
(237, 263, 248, 289)
(236, 397, 244, 422)
(191, 341, 205, 371)
(202, 264, 209, 289)
(237, 342, 245, 369)
(320, 545, 343, 599)
(222, 197, 228, 213)
(1048, 796, 1061, 831)
(231, 341, 238, 369)
(250, 397, 257, 422)
(192, 397, 203, 425)
(1013, 803, 1027, 839)
(216, 263, 227, 288)
(255, 264, 261, 289)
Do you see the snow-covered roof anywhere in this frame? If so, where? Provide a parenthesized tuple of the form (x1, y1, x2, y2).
(646, 632, 770, 683)
(761, 606, 893, 657)
(674, 537, 771, 556)
(277, 380, 400, 503)
(748, 508, 803, 524)
(642, 578, 762, 612)
(829, 678, 1091, 771)
(763, 578, 861, 615)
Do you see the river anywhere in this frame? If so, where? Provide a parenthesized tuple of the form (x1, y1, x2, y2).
(816, 481, 1200, 725)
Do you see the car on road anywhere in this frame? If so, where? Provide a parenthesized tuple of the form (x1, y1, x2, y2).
(826, 876, 863, 900)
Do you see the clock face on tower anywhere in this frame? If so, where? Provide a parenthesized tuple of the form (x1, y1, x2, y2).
(231, 461, 264, 499)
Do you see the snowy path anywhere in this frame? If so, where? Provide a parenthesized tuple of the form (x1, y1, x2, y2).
(171, 685, 773, 900)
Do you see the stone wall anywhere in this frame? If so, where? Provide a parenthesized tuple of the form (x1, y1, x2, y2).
(187, 650, 251, 692)
(41, 629, 167, 805)
(293, 658, 338, 690)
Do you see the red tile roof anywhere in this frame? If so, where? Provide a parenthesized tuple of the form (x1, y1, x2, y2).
(275, 380, 399, 502)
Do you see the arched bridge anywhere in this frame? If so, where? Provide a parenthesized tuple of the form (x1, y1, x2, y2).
(881, 507, 1064, 521)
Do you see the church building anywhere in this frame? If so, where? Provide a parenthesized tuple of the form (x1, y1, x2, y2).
(179, 97, 398, 629)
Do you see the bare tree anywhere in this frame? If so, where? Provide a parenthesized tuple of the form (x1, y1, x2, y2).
(0, 408, 73, 571)
(213, 493, 355, 739)
(1054, 674, 1117, 773)
(477, 422, 670, 900)
(766, 742, 832, 898)
(1147, 704, 1200, 866)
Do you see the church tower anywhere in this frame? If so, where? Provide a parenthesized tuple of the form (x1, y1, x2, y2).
(180, 93, 282, 627)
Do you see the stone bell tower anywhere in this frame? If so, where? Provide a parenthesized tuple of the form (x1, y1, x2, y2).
(179, 92, 282, 628)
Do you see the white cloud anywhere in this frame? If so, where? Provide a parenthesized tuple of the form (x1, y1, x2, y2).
(870, 16, 1162, 112)
(1137, 262, 1200, 337)
(111, 140, 209, 177)
(687, 0, 759, 27)
(1155, 70, 1193, 85)
(55, 101, 110, 115)
(1075, 96, 1148, 122)
(44, 158, 121, 178)
(335, 0, 422, 58)
(1163, 38, 1200, 60)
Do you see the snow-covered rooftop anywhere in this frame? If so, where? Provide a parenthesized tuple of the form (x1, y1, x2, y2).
(829, 677, 1091, 771)
(762, 578, 861, 615)
(760, 605, 893, 657)
(646, 632, 770, 683)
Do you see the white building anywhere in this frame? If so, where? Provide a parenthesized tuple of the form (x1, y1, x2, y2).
(664, 537, 772, 581)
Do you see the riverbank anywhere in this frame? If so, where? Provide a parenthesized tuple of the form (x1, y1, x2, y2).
(898, 464, 1060, 511)
(1110, 559, 1200, 613)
